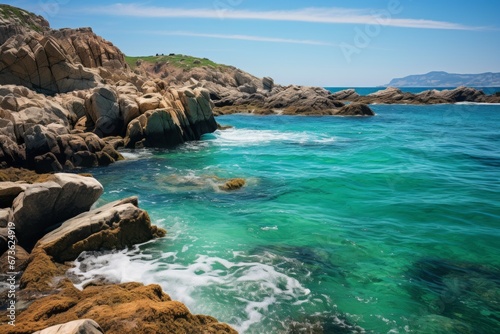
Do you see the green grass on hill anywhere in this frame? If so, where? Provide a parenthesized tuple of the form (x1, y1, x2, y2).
(125, 54, 226, 70)
(0, 4, 43, 32)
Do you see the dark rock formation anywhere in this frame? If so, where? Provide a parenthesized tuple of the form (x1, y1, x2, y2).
(335, 86, 500, 104)
(335, 103, 376, 116)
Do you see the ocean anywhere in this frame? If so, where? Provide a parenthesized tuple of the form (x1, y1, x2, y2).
(72, 104, 500, 333)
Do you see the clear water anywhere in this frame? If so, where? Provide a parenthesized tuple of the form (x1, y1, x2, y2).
(71, 104, 500, 333)
(325, 87, 500, 96)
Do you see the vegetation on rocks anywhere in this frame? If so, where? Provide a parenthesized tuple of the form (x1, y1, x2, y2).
(125, 54, 225, 70)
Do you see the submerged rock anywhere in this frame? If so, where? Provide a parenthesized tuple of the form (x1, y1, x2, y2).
(220, 178, 246, 191)
(406, 258, 500, 332)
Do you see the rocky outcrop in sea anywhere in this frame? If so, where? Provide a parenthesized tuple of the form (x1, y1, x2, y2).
(331, 86, 500, 104)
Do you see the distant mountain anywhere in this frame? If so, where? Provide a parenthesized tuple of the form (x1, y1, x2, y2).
(385, 71, 500, 87)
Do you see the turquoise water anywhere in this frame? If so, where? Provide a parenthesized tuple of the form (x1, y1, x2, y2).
(71, 104, 500, 333)
(325, 87, 500, 96)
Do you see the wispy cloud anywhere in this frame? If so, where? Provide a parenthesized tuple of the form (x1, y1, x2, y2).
(150, 31, 333, 46)
(86, 4, 483, 31)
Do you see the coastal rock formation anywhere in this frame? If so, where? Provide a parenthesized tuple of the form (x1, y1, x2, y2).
(0, 4, 50, 45)
(335, 103, 376, 116)
(36, 196, 166, 262)
(131, 56, 375, 116)
(0, 32, 101, 94)
(48, 27, 127, 71)
(335, 86, 500, 104)
(124, 86, 217, 148)
(11, 173, 103, 249)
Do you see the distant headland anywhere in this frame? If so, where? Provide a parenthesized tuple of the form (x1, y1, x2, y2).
(385, 71, 500, 87)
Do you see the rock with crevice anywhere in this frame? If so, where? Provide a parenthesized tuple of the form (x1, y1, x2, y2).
(84, 86, 122, 137)
(36, 196, 166, 262)
(12, 173, 103, 249)
(0, 32, 101, 94)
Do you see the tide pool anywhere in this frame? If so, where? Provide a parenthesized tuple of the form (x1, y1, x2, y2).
(72, 104, 500, 333)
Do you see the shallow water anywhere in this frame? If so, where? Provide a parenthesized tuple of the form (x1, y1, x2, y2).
(72, 104, 500, 333)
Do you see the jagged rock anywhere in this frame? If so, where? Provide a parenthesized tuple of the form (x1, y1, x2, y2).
(238, 83, 257, 94)
(35, 196, 166, 262)
(34, 152, 63, 173)
(49, 27, 127, 70)
(0, 5, 49, 43)
(124, 86, 217, 148)
(262, 76, 274, 91)
(0, 182, 27, 208)
(143, 109, 185, 147)
(62, 96, 87, 121)
(84, 86, 122, 137)
(266, 85, 343, 112)
(438, 86, 486, 102)
(12, 173, 103, 249)
(0, 85, 71, 142)
(24, 124, 60, 163)
(335, 103, 375, 116)
(136, 93, 167, 113)
(0, 134, 25, 167)
(32, 319, 104, 334)
(0, 32, 101, 94)
(331, 89, 360, 100)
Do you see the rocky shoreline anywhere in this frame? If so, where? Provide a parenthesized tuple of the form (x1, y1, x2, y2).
(1, 4, 500, 333)
(0, 170, 236, 333)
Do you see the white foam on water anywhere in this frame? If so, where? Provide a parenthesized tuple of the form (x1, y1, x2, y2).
(68, 247, 312, 333)
(212, 128, 336, 147)
(119, 149, 154, 160)
(261, 225, 278, 231)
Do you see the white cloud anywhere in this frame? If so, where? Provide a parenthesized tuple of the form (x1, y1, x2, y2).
(87, 4, 482, 30)
(151, 31, 333, 46)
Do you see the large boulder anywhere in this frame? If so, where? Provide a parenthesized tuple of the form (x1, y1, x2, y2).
(12, 173, 103, 249)
(36, 196, 165, 262)
(84, 86, 122, 137)
(335, 103, 375, 116)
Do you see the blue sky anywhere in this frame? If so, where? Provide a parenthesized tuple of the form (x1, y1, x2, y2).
(6, 0, 500, 86)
